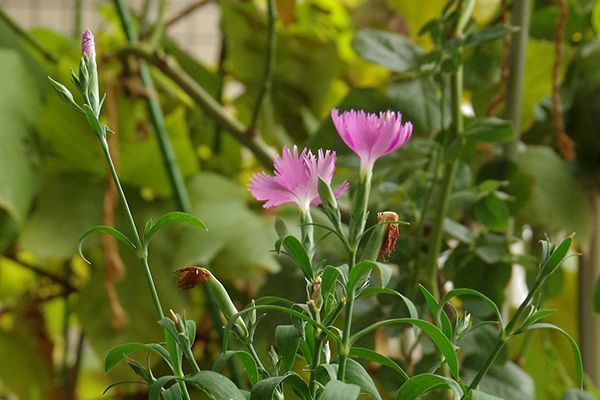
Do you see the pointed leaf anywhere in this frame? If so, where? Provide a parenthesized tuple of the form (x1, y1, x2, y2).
(213, 350, 259, 385)
(349, 347, 409, 381)
(275, 325, 301, 372)
(276, 235, 313, 280)
(145, 211, 207, 245)
(516, 322, 583, 389)
(396, 373, 463, 400)
(348, 260, 391, 291)
(250, 372, 309, 400)
(105, 342, 173, 373)
(184, 371, 246, 400)
(321, 380, 360, 400)
(78, 225, 136, 264)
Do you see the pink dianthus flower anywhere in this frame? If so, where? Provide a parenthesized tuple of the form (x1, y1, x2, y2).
(249, 146, 349, 212)
(331, 109, 413, 174)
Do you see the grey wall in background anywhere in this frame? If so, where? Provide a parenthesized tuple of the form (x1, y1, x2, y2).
(0, 0, 220, 63)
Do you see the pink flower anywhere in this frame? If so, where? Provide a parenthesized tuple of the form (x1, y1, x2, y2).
(331, 109, 413, 174)
(82, 29, 95, 58)
(249, 146, 349, 212)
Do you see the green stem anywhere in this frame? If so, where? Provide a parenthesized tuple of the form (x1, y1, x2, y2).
(113, 0, 192, 212)
(463, 275, 546, 396)
(337, 250, 357, 381)
(249, 0, 277, 133)
(213, 34, 227, 154)
(349, 171, 372, 250)
(300, 209, 315, 259)
(141, 257, 164, 319)
(424, 1, 471, 299)
(99, 137, 142, 248)
(0, 8, 58, 63)
(308, 335, 324, 397)
(118, 45, 275, 167)
(74, 0, 83, 39)
(111, 1, 248, 386)
(503, 0, 532, 160)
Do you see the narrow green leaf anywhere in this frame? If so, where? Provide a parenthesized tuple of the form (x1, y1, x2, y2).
(275, 325, 301, 372)
(149, 375, 178, 400)
(462, 25, 520, 47)
(522, 308, 555, 327)
(276, 235, 313, 280)
(250, 372, 310, 400)
(349, 347, 408, 381)
(356, 287, 419, 320)
(321, 380, 360, 400)
(344, 358, 382, 400)
(105, 342, 172, 373)
(438, 288, 503, 327)
(213, 350, 260, 385)
(78, 225, 136, 264)
(465, 118, 513, 144)
(351, 319, 459, 379)
(162, 383, 182, 400)
(396, 373, 463, 400)
(420, 285, 453, 339)
(82, 103, 104, 137)
(144, 211, 207, 245)
(542, 236, 573, 275)
(471, 389, 504, 399)
(352, 29, 422, 73)
(348, 260, 391, 291)
(516, 322, 583, 389)
(185, 371, 246, 400)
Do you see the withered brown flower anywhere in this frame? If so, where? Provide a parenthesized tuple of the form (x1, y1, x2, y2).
(377, 211, 399, 260)
(174, 266, 211, 289)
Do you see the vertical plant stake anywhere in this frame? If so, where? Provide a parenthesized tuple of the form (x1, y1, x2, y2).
(48, 28, 584, 400)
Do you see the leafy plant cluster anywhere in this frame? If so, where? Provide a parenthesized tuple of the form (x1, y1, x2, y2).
(0, 0, 599, 399)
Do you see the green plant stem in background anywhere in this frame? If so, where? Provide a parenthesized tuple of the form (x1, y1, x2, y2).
(213, 34, 227, 153)
(464, 274, 545, 397)
(337, 249, 357, 381)
(113, 0, 191, 213)
(119, 45, 275, 168)
(300, 209, 315, 259)
(503, 0, 532, 160)
(349, 171, 372, 250)
(73, 0, 83, 39)
(0, 8, 58, 63)
(249, 0, 277, 133)
(112, 0, 248, 388)
(425, 0, 473, 299)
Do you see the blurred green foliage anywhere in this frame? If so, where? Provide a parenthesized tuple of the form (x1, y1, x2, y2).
(0, 0, 599, 399)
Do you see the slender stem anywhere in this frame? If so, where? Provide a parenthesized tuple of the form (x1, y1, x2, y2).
(424, 1, 471, 299)
(118, 45, 275, 167)
(73, 0, 83, 39)
(99, 137, 142, 248)
(213, 34, 227, 153)
(308, 336, 324, 397)
(337, 250, 357, 381)
(349, 171, 372, 249)
(300, 209, 315, 259)
(0, 8, 58, 63)
(502, 0, 532, 160)
(463, 275, 546, 396)
(249, 0, 277, 133)
(248, 340, 268, 374)
(141, 257, 164, 318)
(113, 0, 192, 212)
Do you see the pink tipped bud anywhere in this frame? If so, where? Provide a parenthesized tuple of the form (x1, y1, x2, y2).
(82, 29, 96, 57)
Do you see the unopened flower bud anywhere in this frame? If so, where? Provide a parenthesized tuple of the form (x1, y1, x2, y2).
(268, 345, 279, 369)
(456, 313, 472, 337)
(169, 309, 182, 331)
(82, 29, 96, 58)
(175, 266, 211, 289)
(310, 276, 322, 309)
(175, 267, 249, 338)
(377, 211, 399, 260)
(323, 341, 331, 364)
